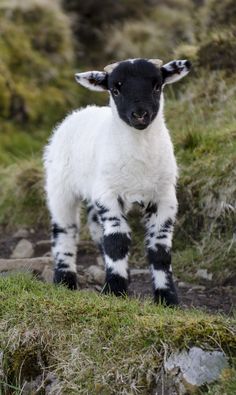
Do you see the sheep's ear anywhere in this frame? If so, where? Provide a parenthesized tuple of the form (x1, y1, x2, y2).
(75, 71, 108, 92)
(161, 60, 191, 85)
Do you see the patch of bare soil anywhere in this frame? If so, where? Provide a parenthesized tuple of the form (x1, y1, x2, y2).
(0, 230, 235, 315)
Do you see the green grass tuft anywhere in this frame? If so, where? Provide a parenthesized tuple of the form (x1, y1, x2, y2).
(0, 274, 235, 393)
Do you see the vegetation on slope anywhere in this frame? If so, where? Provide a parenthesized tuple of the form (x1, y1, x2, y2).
(0, 274, 235, 394)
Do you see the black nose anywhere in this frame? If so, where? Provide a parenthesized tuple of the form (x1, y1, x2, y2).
(131, 110, 149, 123)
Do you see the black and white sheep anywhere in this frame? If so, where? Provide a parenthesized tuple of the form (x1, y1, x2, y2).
(44, 58, 191, 305)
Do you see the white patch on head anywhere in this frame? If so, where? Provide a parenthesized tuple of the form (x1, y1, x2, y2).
(105, 255, 129, 279)
(151, 266, 168, 289)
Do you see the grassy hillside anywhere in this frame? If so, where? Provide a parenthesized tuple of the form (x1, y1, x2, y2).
(0, 274, 235, 394)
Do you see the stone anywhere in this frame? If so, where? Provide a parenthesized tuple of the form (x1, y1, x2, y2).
(196, 269, 213, 281)
(41, 265, 54, 283)
(96, 256, 104, 267)
(191, 285, 206, 291)
(0, 257, 52, 273)
(94, 284, 102, 292)
(87, 265, 105, 285)
(130, 268, 149, 275)
(78, 274, 87, 286)
(35, 240, 51, 247)
(43, 251, 51, 257)
(178, 282, 189, 288)
(11, 239, 34, 259)
(13, 228, 29, 239)
(165, 346, 228, 388)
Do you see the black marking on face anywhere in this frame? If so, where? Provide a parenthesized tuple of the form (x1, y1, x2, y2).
(54, 269, 78, 290)
(108, 59, 163, 130)
(103, 233, 131, 261)
(102, 268, 128, 296)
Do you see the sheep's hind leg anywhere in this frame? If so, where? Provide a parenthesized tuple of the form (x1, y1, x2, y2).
(144, 198, 179, 306)
(95, 199, 131, 296)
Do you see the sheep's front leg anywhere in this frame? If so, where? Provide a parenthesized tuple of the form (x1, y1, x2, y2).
(96, 199, 131, 296)
(144, 195, 179, 306)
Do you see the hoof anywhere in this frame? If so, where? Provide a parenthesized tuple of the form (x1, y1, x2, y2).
(102, 273, 128, 297)
(154, 281, 179, 307)
(54, 270, 78, 290)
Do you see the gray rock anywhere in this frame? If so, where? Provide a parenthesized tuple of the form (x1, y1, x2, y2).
(41, 265, 54, 283)
(95, 284, 102, 292)
(0, 257, 52, 273)
(13, 228, 29, 239)
(196, 269, 213, 281)
(130, 269, 149, 275)
(43, 251, 52, 257)
(87, 265, 105, 285)
(191, 285, 206, 291)
(178, 282, 189, 288)
(11, 239, 34, 259)
(78, 274, 87, 286)
(96, 256, 104, 267)
(36, 240, 51, 247)
(165, 346, 228, 387)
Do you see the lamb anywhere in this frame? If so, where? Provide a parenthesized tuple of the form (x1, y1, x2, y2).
(44, 58, 191, 306)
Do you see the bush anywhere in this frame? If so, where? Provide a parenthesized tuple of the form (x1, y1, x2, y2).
(198, 30, 236, 71)
(105, 5, 195, 62)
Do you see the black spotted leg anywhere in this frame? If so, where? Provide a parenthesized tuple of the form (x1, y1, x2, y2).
(52, 223, 78, 290)
(144, 199, 179, 306)
(95, 199, 131, 296)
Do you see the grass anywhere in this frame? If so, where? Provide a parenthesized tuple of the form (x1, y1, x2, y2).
(0, 274, 235, 394)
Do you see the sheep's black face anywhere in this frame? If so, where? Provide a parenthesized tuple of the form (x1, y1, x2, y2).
(75, 58, 191, 129)
(108, 60, 163, 130)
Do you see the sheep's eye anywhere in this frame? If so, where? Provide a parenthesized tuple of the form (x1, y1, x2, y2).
(112, 82, 122, 97)
(113, 87, 120, 96)
(153, 84, 160, 93)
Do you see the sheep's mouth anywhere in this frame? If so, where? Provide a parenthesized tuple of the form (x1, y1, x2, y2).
(132, 123, 149, 130)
